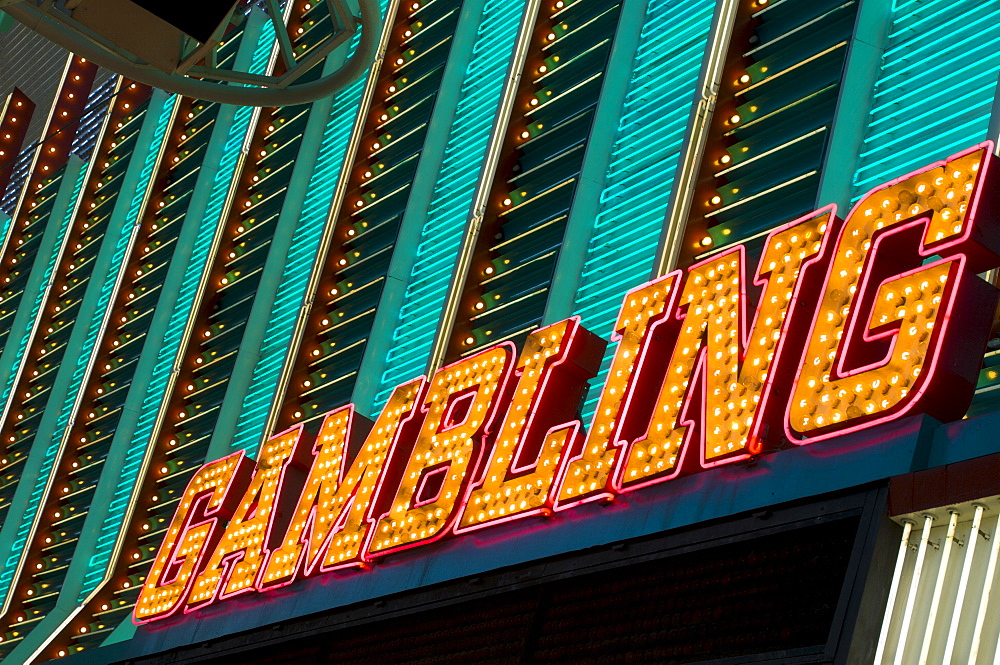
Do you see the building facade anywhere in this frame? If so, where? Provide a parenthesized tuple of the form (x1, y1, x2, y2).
(0, 0, 998, 663)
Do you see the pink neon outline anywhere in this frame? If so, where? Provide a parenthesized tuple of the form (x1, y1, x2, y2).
(713, 206, 839, 464)
(687, 245, 752, 471)
(784, 142, 997, 444)
(482, 319, 580, 480)
(441, 390, 477, 431)
(238, 423, 307, 596)
(412, 464, 450, 507)
(454, 422, 581, 535)
(505, 319, 582, 476)
(624, 245, 748, 487)
(300, 405, 363, 578)
(613, 346, 706, 492)
(364, 342, 517, 559)
(838, 222, 950, 373)
(157, 492, 215, 589)
(132, 450, 250, 624)
(551, 272, 683, 513)
(453, 318, 595, 535)
(787, 257, 967, 444)
(184, 424, 305, 612)
(352, 377, 429, 568)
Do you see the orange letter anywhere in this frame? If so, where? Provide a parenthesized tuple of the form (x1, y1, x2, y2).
(133, 451, 252, 623)
(554, 274, 680, 509)
(186, 427, 303, 609)
(457, 318, 604, 532)
(618, 209, 832, 490)
(368, 344, 514, 556)
(258, 378, 424, 589)
(787, 144, 1000, 441)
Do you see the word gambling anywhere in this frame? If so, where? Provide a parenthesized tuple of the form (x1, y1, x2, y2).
(135, 144, 1000, 622)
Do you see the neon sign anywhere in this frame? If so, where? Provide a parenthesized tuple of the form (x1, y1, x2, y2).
(134, 144, 1000, 623)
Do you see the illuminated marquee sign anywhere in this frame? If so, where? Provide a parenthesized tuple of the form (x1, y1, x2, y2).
(134, 144, 1000, 622)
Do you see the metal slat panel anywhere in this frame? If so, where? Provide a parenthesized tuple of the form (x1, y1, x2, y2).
(370, 0, 528, 411)
(569, 0, 716, 423)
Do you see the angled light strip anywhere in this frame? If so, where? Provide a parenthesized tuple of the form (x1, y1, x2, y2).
(230, 0, 398, 454)
(143, 12, 282, 460)
(654, 0, 737, 277)
(739, 42, 846, 97)
(715, 127, 827, 178)
(0, 84, 164, 628)
(75, 27, 277, 597)
(199, 3, 374, 456)
(0, 59, 98, 413)
(569, 0, 718, 423)
(0, 127, 155, 628)
(705, 170, 818, 217)
(370, 0, 529, 411)
(0, 162, 86, 611)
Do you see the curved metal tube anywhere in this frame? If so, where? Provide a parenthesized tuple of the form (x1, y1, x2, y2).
(3, 0, 380, 106)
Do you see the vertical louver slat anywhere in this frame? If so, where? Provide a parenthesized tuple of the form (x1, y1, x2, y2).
(875, 504, 1000, 664)
(278, 0, 465, 432)
(445, 0, 623, 360)
(54, 26, 279, 652)
(369, 0, 527, 410)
